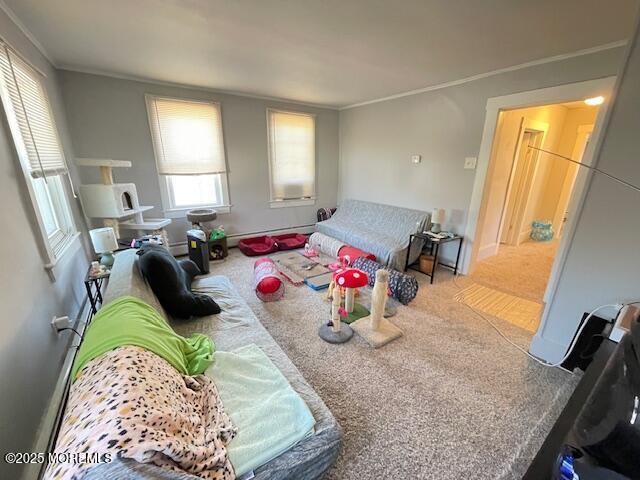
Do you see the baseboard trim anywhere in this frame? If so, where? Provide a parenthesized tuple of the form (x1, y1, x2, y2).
(169, 223, 316, 256)
(477, 242, 499, 261)
(528, 333, 567, 363)
(23, 297, 92, 480)
(518, 229, 532, 244)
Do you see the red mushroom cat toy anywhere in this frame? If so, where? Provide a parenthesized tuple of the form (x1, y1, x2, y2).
(334, 268, 368, 313)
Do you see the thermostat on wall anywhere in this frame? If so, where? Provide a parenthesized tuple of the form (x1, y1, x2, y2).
(411, 154, 422, 164)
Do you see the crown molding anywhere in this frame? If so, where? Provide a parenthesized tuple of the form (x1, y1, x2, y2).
(0, 0, 627, 111)
(0, 0, 57, 66)
(57, 64, 341, 110)
(340, 40, 627, 110)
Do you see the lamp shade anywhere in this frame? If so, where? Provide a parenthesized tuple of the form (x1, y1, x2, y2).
(431, 208, 445, 225)
(89, 227, 118, 254)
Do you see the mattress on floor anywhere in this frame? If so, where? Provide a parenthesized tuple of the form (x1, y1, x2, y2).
(93, 250, 341, 480)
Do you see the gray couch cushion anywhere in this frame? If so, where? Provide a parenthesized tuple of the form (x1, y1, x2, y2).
(96, 250, 341, 480)
(316, 199, 429, 270)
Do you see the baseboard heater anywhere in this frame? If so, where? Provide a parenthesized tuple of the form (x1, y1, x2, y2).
(25, 299, 92, 480)
(169, 223, 315, 256)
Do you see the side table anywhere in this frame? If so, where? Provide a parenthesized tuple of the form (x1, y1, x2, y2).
(84, 267, 110, 317)
(404, 233, 463, 284)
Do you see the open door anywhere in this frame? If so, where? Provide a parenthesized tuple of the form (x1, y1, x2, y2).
(553, 124, 593, 237)
(500, 124, 545, 246)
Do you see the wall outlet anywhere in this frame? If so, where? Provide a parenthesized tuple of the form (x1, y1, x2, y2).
(464, 157, 477, 169)
(51, 315, 70, 334)
(411, 154, 422, 164)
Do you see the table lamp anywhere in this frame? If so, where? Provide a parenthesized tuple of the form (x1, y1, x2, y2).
(89, 227, 118, 267)
(431, 208, 445, 233)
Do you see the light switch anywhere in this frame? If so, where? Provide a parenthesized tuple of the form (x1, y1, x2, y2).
(411, 154, 422, 164)
(464, 157, 477, 169)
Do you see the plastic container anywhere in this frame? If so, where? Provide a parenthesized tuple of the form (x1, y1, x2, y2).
(530, 220, 554, 241)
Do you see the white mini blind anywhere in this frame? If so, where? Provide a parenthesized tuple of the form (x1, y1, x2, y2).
(267, 109, 316, 201)
(0, 42, 67, 178)
(146, 96, 227, 175)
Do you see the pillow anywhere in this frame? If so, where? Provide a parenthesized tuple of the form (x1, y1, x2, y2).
(136, 245, 221, 318)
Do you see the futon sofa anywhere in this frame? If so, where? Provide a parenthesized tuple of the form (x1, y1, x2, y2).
(84, 249, 341, 480)
(315, 199, 430, 271)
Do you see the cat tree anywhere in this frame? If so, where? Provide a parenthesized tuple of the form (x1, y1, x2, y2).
(77, 158, 171, 242)
(351, 269, 403, 348)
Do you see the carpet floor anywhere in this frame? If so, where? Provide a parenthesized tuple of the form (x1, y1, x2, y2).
(210, 249, 578, 479)
(471, 240, 559, 303)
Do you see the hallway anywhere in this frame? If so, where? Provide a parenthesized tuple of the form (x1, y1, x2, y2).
(472, 240, 559, 304)
(455, 240, 561, 333)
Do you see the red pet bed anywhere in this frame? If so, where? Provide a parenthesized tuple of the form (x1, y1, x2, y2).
(238, 235, 278, 256)
(273, 233, 308, 251)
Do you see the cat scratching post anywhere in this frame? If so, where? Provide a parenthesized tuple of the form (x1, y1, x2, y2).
(351, 269, 403, 348)
(318, 284, 353, 344)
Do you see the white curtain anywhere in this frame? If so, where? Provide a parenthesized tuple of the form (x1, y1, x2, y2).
(147, 96, 227, 175)
(0, 43, 67, 178)
(268, 109, 316, 200)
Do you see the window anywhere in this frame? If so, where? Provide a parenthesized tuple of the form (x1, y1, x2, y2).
(146, 95, 229, 213)
(0, 42, 76, 261)
(267, 109, 316, 207)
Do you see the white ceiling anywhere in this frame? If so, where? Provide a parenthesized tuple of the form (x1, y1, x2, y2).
(3, 0, 638, 108)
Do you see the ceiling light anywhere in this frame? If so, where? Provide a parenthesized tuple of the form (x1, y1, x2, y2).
(584, 96, 605, 106)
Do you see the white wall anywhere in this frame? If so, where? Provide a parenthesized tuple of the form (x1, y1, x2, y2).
(58, 71, 340, 246)
(0, 11, 90, 479)
(531, 20, 640, 362)
(339, 47, 625, 263)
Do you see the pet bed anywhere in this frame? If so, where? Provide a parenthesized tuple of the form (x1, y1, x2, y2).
(207, 344, 316, 477)
(238, 235, 278, 256)
(273, 233, 308, 250)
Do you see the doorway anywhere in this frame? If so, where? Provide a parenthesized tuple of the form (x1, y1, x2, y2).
(500, 127, 545, 246)
(466, 94, 606, 334)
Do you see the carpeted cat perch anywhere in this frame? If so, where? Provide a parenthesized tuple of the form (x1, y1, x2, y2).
(351, 269, 403, 348)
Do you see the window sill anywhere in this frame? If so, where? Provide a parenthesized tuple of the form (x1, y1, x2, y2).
(269, 198, 316, 209)
(163, 205, 231, 218)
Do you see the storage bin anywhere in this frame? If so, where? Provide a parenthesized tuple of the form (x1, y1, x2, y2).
(419, 254, 435, 273)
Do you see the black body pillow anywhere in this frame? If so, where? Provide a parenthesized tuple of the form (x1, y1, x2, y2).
(136, 245, 221, 319)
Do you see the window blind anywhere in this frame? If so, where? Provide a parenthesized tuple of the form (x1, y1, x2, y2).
(146, 96, 227, 175)
(0, 42, 67, 178)
(267, 109, 316, 200)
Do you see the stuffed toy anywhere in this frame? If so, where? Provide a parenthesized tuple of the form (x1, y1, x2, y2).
(137, 245, 221, 318)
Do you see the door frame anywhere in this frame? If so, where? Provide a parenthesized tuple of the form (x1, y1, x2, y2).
(551, 124, 594, 236)
(461, 77, 615, 337)
(498, 120, 548, 246)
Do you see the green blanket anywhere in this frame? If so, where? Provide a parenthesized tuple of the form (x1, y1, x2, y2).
(207, 344, 315, 476)
(72, 296, 214, 381)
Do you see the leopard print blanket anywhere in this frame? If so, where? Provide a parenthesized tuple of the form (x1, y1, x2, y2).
(45, 346, 236, 480)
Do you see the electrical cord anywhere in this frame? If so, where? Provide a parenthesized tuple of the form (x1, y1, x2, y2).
(57, 327, 82, 339)
(451, 274, 634, 370)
